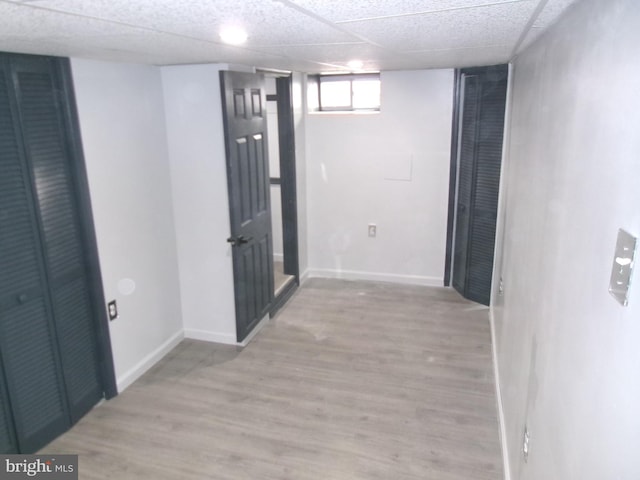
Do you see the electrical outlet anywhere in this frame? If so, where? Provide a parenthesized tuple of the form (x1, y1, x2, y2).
(498, 276, 504, 295)
(107, 300, 118, 321)
(523, 425, 530, 463)
(368, 224, 377, 238)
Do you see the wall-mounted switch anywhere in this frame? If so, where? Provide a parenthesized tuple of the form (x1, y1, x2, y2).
(108, 300, 118, 321)
(609, 229, 637, 306)
(368, 224, 377, 238)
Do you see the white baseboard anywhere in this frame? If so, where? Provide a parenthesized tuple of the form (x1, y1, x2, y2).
(116, 330, 184, 393)
(184, 313, 269, 347)
(273, 253, 284, 262)
(299, 268, 310, 285)
(490, 308, 511, 480)
(184, 328, 237, 345)
(307, 268, 442, 287)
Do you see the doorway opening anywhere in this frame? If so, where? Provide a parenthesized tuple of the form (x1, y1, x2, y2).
(265, 74, 300, 315)
(221, 71, 300, 342)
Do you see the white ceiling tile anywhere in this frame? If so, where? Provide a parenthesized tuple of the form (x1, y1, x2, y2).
(16, 0, 359, 45)
(0, 0, 577, 71)
(0, 2, 138, 39)
(252, 43, 408, 71)
(289, 0, 532, 22)
(337, 1, 537, 51)
(407, 44, 513, 68)
(0, 2, 312, 67)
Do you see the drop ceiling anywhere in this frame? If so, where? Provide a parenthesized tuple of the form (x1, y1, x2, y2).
(0, 0, 579, 72)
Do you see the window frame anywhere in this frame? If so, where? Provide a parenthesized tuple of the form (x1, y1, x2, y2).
(315, 73, 380, 112)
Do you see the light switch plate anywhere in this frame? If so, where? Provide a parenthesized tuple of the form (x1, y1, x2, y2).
(609, 229, 637, 307)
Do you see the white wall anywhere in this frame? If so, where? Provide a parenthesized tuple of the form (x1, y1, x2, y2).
(493, 0, 640, 478)
(305, 69, 453, 285)
(160, 64, 237, 345)
(71, 59, 184, 392)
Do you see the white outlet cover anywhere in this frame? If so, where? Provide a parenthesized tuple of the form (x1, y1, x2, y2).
(609, 229, 637, 306)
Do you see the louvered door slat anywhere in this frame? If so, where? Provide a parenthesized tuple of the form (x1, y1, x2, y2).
(53, 284, 102, 422)
(14, 60, 103, 424)
(452, 74, 479, 293)
(452, 66, 507, 306)
(467, 71, 508, 305)
(1, 301, 68, 444)
(0, 61, 69, 453)
(0, 363, 16, 453)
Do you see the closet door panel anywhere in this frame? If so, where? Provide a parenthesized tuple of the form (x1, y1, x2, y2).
(452, 74, 479, 294)
(12, 58, 103, 423)
(0, 70, 43, 310)
(54, 279, 103, 420)
(1, 300, 69, 452)
(0, 61, 70, 453)
(451, 65, 507, 306)
(0, 368, 17, 453)
(466, 76, 507, 305)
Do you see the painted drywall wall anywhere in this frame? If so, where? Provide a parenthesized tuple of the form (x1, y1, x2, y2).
(292, 72, 309, 279)
(492, 0, 640, 478)
(305, 69, 453, 285)
(160, 64, 237, 345)
(71, 59, 184, 392)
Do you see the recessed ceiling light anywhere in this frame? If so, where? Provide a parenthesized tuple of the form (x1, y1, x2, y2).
(220, 26, 248, 46)
(347, 59, 364, 70)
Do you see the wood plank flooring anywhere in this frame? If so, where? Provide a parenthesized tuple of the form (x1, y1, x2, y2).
(274, 260, 295, 296)
(41, 279, 503, 479)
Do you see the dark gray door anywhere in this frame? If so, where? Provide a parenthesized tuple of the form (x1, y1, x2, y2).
(452, 74, 479, 295)
(220, 71, 274, 342)
(0, 358, 17, 453)
(0, 58, 71, 453)
(452, 66, 508, 306)
(13, 57, 105, 423)
(0, 54, 108, 453)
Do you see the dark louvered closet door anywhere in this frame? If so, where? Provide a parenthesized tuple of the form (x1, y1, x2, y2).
(0, 360, 17, 453)
(12, 57, 104, 424)
(452, 65, 507, 306)
(452, 74, 479, 294)
(0, 60, 70, 453)
(0, 53, 109, 453)
(0, 66, 20, 455)
(466, 72, 508, 305)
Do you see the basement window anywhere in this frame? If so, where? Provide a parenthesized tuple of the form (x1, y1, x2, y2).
(309, 73, 381, 112)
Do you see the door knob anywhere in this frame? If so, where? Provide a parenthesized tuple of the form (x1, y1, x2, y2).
(227, 235, 253, 246)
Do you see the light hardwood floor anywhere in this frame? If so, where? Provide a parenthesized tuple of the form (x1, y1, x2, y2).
(274, 260, 295, 296)
(42, 279, 503, 479)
